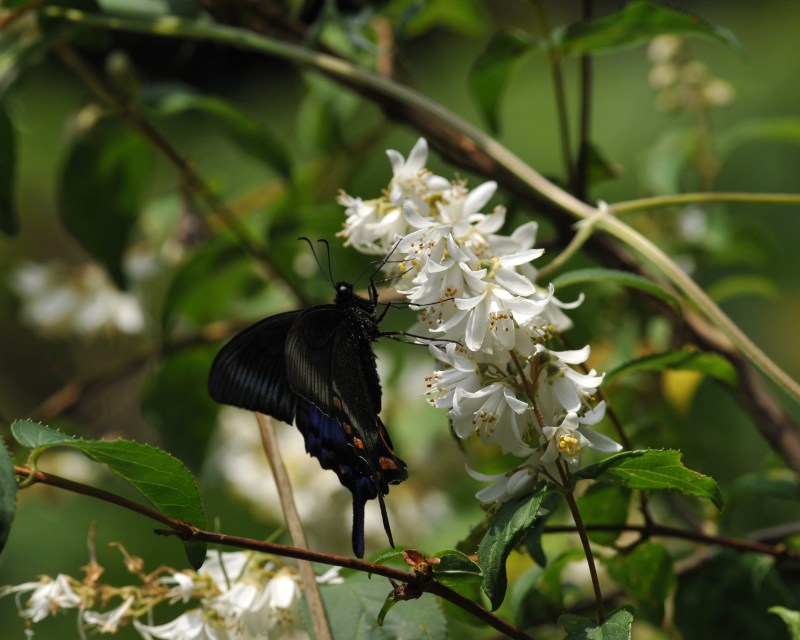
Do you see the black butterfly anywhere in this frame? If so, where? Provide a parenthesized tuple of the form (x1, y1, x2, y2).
(208, 275, 407, 558)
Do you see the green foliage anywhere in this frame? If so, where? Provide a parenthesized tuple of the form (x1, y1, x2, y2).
(0, 104, 17, 235)
(552, 267, 681, 311)
(576, 483, 631, 546)
(146, 85, 292, 178)
(604, 542, 674, 623)
(431, 549, 482, 588)
(510, 550, 584, 628)
(770, 607, 800, 640)
(559, 606, 634, 639)
(10, 420, 207, 568)
(97, 0, 200, 18)
(553, 0, 742, 56)
(0, 440, 16, 555)
(469, 29, 535, 133)
(477, 485, 548, 610)
(578, 450, 723, 509)
(320, 571, 447, 639)
(605, 348, 738, 387)
(675, 551, 795, 640)
(59, 119, 153, 289)
(142, 346, 220, 470)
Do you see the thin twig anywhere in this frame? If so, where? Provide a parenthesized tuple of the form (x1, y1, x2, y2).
(14, 465, 532, 639)
(558, 463, 606, 624)
(255, 413, 332, 640)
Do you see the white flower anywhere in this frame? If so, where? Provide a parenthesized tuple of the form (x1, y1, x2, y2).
(534, 345, 604, 419)
(134, 610, 217, 640)
(1, 574, 82, 623)
(83, 595, 135, 633)
(386, 137, 449, 209)
(450, 382, 531, 454)
(466, 452, 542, 504)
(424, 343, 482, 409)
(541, 408, 621, 469)
(240, 571, 305, 639)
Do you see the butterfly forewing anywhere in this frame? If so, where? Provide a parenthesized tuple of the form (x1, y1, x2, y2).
(208, 311, 301, 423)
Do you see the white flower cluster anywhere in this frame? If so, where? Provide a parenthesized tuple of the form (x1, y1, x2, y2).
(1, 551, 334, 639)
(9, 261, 145, 338)
(338, 138, 621, 503)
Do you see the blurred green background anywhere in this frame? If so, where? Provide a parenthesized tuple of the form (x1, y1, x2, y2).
(2, 1, 800, 637)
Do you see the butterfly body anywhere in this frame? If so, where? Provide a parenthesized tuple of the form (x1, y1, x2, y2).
(208, 281, 407, 557)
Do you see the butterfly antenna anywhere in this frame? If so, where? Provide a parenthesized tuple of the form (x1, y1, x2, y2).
(297, 236, 335, 288)
(316, 239, 336, 287)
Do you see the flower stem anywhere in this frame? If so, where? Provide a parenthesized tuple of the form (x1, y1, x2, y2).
(558, 463, 606, 624)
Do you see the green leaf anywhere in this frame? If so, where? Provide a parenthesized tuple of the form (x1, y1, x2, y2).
(727, 470, 800, 503)
(605, 348, 738, 387)
(147, 85, 291, 178)
(559, 606, 634, 639)
(97, 0, 200, 18)
(11, 420, 206, 568)
(577, 484, 631, 546)
(142, 346, 220, 470)
(431, 549, 482, 588)
(319, 570, 447, 639)
(718, 117, 800, 160)
(469, 28, 535, 133)
(510, 550, 583, 628)
(552, 267, 681, 311)
(478, 486, 547, 610)
(554, 0, 742, 57)
(706, 274, 780, 305)
(604, 542, 673, 623)
(0, 439, 17, 556)
(60, 120, 153, 288)
(0, 104, 18, 235)
(578, 450, 723, 509)
(161, 238, 265, 335)
(769, 607, 800, 640)
(676, 551, 791, 639)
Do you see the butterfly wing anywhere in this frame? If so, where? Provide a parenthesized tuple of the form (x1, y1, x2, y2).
(207, 311, 302, 423)
(286, 306, 408, 557)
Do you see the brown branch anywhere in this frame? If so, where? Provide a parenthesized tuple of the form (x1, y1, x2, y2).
(14, 465, 533, 640)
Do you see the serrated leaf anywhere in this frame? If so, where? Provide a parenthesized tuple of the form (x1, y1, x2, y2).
(432, 549, 482, 588)
(605, 348, 738, 387)
(478, 486, 547, 610)
(319, 570, 447, 639)
(577, 484, 631, 546)
(0, 104, 18, 235)
(604, 542, 673, 623)
(560, 606, 634, 639)
(554, 0, 742, 57)
(552, 268, 681, 311)
(469, 28, 535, 133)
(11, 420, 206, 568)
(147, 85, 291, 177)
(60, 120, 152, 288)
(0, 439, 17, 556)
(769, 607, 800, 640)
(578, 449, 722, 509)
